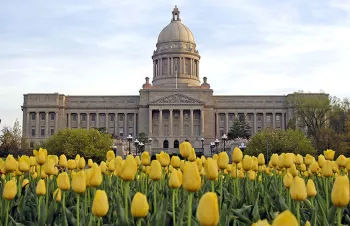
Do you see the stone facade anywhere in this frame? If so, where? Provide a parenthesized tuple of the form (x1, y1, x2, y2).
(21, 6, 295, 155)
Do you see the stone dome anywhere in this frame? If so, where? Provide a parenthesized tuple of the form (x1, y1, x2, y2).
(157, 6, 195, 45)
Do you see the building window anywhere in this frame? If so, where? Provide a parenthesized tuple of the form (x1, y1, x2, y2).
(110, 114, 115, 121)
(266, 115, 271, 122)
(119, 115, 124, 122)
(31, 127, 36, 137)
(163, 140, 169, 148)
(174, 113, 179, 119)
(229, 114, 234, 121)
(184, 113, 189, 120)
(119, 128, 124, 137)
(164, 113, 169, 120)
(128, 114, 133, 121)
(248, 115, 253, 121)
(128, 127, 133, 136)
(50, 128, 55, 135)
(194, 113, 199, 120)
(72, 114, 77, 121)
(41, 113, 45, 121)
(31, 113, 36, 120)
(220, 114, 224, 121)
(81, 114, 86, 121)
(91, 114, 96, 122)
(174, 140, 179, 148)
(257, 115, 262, 121)
(50, 113, 55, 120)
(41, 127, 45, 137)
(276, 115, 281, 121)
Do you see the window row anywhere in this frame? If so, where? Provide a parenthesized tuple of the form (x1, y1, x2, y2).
(69, 113, 136, 122)
(30, 112, 56, 121)
(31, 127, 55, 137)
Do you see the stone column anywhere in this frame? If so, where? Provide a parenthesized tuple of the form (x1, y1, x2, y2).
(169, 110, 173, 136)
(134, 113, 137, 137)
(190, 109, 194, 136)
(35, 111, 39, 137)
(124, 113, 128, 137)
(263, 112, 266, 129)
(183, 57, 186, 74)
(160, 58, 163, 76)
(77, 113, 81, 128)
(96, 113, 99, 128)
(167, 58, 170, 75)
(68, 113, 71, 128)
(282, 113, 285, 130)
(272, 112, 276, 129)
(87, 113, 90, 129)
(225, 112, 229, 134)
(253, 113, 257, 134)
(197, 60, 200, 77)
(190, 59, 193, 76)
(180, 109, 183, 136)
(55, 112, 59, 132)
(159, 110, 163, 136)
(153, 61, 156, 78)
(26, 112, 30, 137)
(149, 110, 152, 136)
(106, 113, 109, 132)
(45, 112, 49, 137)
(216, 113, 219, 137)
(201, 109, 204, 136)
(115, 112, 119, 137)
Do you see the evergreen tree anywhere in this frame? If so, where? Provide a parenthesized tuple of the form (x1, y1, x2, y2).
(228, 118, 251, 140)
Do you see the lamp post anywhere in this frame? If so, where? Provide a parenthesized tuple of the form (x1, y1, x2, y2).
(127, 134, 133, 155)
(139, 142, 144, 154)
(201, 137, 204, 149)
(222, 134, 227, 152)
(134, 139, 139, 155)
(148, 137, 153, 144)
(210, 142, 215, 156)
(214, 138, 219, 154)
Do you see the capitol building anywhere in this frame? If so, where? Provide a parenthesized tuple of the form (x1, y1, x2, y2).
(22, 6, 295, 155)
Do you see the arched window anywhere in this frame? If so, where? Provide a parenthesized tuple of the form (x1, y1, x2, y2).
(174, 140, 179, 148)
(163, 140, 169, 148)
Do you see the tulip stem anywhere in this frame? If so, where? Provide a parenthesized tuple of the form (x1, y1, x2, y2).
(337, 207, 342, 226)
(38, 196, 42, 222)
(211, 180, 215, 192)
(62, 191, 67, 226)
(172, 189, 176, 226)
(153, 181, 157, 213)
(187, 192, 193, 226)
(325, 178, 329, 209)
(77, 193, 80, 226)
(296, 201, 300, 224)
(84, 191, 87, 217)
(5, 200, 10, 226)
(46, 176, 49, 211)
(97, 217, 101, 226)
(137, 218, 142, 226)
(125, 181, 130, 221)
(220, 171, 223, 210)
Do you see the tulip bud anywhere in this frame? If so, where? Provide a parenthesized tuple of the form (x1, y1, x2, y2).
(171, 156, 181, 169)
(306, 179, 317, 197)
(204, 158, 218, 180)
(290, 176, 307, 201)
(59, 155, 67, 168)
(72, 170, 86, 193)
(309, 162, 319, 174)
(92, 190, 109, 217)
(53, 188, 61, 202)
(19, 156, 30, 172)
(120, 155, 137, 181)
(252, 219, 271, 226)
(36, 148, 47, 165)
(242, 155, 253, 171)
(36, 179, 46, 196)
(106, 150, 115, 162)
(131, 192, 149, 218)
(22, 179, 30, 188)
(196, 158, 203, 172)
(4, 155, 17, 172)
(257, 153, 265, 166)
(169, 169, 181, 188)
(67, 159, 76, 170)
(323, 149, 335, 161)
(287, 164, 298, 177)
(284, 153, 294, 168)
(196, 192, 219, 226)
(321, 160, 333, 177)
(318, 155, 326, 167)
(90, 164, 103, 187)
(305, 221, 311, 226)
(272, 210, 298, 226)
(188, 148, 197, 162)
(183, 162, 201, 192)
(283, 173, 293, 189)
(247, 170, 256, 181)
(179, 141, 192, 159)
(141, 152, 151, 166)
(295, 154, 303, 165)
(78, 157, 86, 169)
(149, 160, 162, 181)
(57, 172, 71, 190)
(44, 159, 56, 175)
(232, 147, 243, 163)
(331, 175, 349, 207)
(3, 180, 17, 200)
(159, 152, 170, 167)
(88, 159, 93, 167)
(135, 156, 141, 166)
(217, 152, 229, 170)
(336, 155, 347, 168)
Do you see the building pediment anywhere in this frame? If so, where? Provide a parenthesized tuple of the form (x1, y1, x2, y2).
(150, 94, 204, 105)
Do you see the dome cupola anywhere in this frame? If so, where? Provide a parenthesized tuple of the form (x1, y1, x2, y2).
(151, 6, 201, 88)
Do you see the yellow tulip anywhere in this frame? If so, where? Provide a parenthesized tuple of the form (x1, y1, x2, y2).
(135, 156, 141, 166)
(36, 148, 47, 165)
(336, 155, 347, 168)
(131, 192, 149, 218)
(171, 156, 181, 168)
(300, 164, 306, 172)
(306, 179, 317, 197)
(283, 173, 293, 189)
(169, 169, 181, 188)
(248, 170, 256, 181)
(44, 159, 55, 175)
(204, 158, 218, 180)
(159, 151, 170, 167)
(331, 175, 349, 207)
(120, 155, 137, 181)
(67, 159, 76, 170)
(4, 154, 17, 172)
(29, 156, 37, 166)
(201, 156, 207, 164)
(85, 168, 92, 187)
(36, 179, 46, 196)
(141, 152, 151, 166)
(252, 219, 271, 226)
(18, 155, 30, 172)
(232, 147, 243, 163)
(48, 155, 58, 165)
(288, 164, 298, 177)
(188, 148, 197, 162)
(90, 164, 103, 187)
(196, 158, 203, 172)
(309, 162, 319, 174)
(196, 192, 219, 226)
(78, 157, 86, 169)
(270, 154, 278, 167)
(257, 153, 265, 166)
(295, 154, 303, 165)
(3, 180, 17, 200)
(183, 161, 201, 192)
(272, 210, 298, 226)
(324, 149, 335, 160)
(283, 153, 294, 168)
(321, 160, 333, 177)
(217, 152, 229, 170)
(100, 161, 108, 175)
(149, 160, 162, 181)
(213, 154, 218, 160)
(92, 190, 109, 217)
(242, 155, 253, 171)
(106, 150, 115, 162)
(72, 170, 86, 193)
(59, 154, 67, 168)
(107, 159, 115, 172)
(57, 172, 70, 191)
(304, 154, 314, 166)
(88, 159, 93, 167)
(290, 176, 307, 201)
(177, 169, 183, 184)
(305, 221, 311, 226)
(115, 158, 123, 176)
(277, 154, 285, 169)
(179, 141, 192, 159)
(22, 179, 30, 188)
(53, 188, 61, 202)
(318, 155, 326, 167)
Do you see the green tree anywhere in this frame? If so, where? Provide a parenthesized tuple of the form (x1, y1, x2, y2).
(0, 119, 29, 156)
(44, 128, 113, 162)
(228, 118, 251, 140)
(245, 129, 315, 157)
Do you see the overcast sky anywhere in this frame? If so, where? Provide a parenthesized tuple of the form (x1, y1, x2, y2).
(1, 0, 350, 129)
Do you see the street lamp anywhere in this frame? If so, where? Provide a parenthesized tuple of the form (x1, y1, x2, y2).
(222, 134, 227, 152)
(134, 139, 139, 155)
(148, 137, 152, 143)
(139, 142, 144, 154)
(127, 134, 133, 155)
(210, 142, 215, 156)
(214, 138, 219, 154)
(201, 137, 204, 149)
